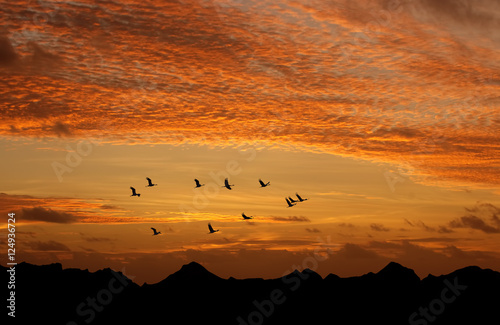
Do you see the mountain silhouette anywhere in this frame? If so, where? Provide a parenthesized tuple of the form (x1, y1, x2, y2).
(2, 261, 499, 324)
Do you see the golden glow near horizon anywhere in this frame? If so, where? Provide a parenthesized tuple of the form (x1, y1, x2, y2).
(0, 0, 499, 284)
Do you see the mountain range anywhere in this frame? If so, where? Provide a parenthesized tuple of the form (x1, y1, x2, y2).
(2, 261, 499, 324)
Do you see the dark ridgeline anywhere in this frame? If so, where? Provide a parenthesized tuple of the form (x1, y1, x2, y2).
(2, 262, 499, 324)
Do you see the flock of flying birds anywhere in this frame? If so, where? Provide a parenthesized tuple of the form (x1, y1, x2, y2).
(130, 177, 308, 236)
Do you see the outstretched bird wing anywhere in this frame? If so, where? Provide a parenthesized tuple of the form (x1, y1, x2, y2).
(146, 177, 153, 186)
(224, 178, 230, 187)
(130, 187, 136, 195)
(195, 179, 201, 186)
(286, 197, 291, 204)
(259, 179, 265, 186)
(151, 227, 157, 234)
(208, 223, 215, 232)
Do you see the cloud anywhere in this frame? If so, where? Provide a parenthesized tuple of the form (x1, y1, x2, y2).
(80, 233, 113, 242)
(370, 223, 390, 232)
(404, 218, 454, 234)
(25, 240, 71, 251)
(401, 237, 463, 243)
(269, 216, 311, 222)
(335, 243, 380, 259)
(100, 204, 120, 210)
(28, 42, 63, 66)
(8, 125, 20, 133)
(0, 0, 498, 187)
(415, 0, 500, 37)
(337, 223, 356, 228)
(449, 215, 500, 234)
(50, 121, 72, 137)
(305, 228, 321, 233)
(449, 203, 500, 234)
(0, 193, 156, 224)
(0, 36, 18, 65)
(20, 207, 79, 223)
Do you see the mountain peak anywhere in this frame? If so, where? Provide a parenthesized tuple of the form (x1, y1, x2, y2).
(181, 261, 207, 271)
(377, 261, 420, 282)
(379, 261, 405, 272)
(160, 261, 222, 285)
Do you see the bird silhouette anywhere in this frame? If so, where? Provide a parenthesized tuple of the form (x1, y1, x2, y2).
(288, 196, 298, 203)
(296, 193, 308, 202)
(285, 197, 296, 207)
(208, 223, 219, 233)
(222, 178, 234, 190)
(194, 179, 204, 188)
(146, 177, 157, 187)
(151, 227, 161, 235)
(130, 187, 141, 197)
(259, 179, 270, 187)
(242, 213, 253, 220)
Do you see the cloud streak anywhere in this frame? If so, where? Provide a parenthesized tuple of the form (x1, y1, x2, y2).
(269, 216, 311, 223)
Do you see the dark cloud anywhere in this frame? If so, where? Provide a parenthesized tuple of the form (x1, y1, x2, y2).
(0, 36, 18, 65)
(442, 245, 493, 260)
(28, 41, 63, 67)
(418, 0, 500, 28)
(367, 241, 401, 249)
(26, 240, 71, 251)
(9, 125, 20, 133)
(371, 127, 423, 139)
(18, 231, 37, 238)
(79, 246, 98, 252)
(336, 243, 379, 259)
(403, 237, 463, 243)
(449, 215, 500, 234)
(100, 204, 120, 210)
(370, 223, 390, 232)
(404, 218, 454, 233)
(51, 121, 72, 137)
(80, 233, 113, 242)
(337, 223, 356, 228)
(20, 207, 78, 223)
(306, 228, 321, 233)
(437, 225, 454, 233)
(270, 216, 310, 222)
(449, 203, 500, 234)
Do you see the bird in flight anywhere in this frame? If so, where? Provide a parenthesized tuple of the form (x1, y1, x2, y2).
(130, 187, 141, 197)
(223, 178, 234, 190)
(288, 196, 298, 203)
(208, 223, 219, 234)
(146, 177, 157, 187)
(151, 227, 161, 236)
(242, 213, 253, 220)
(259, 179, 270, 187)
(296, 193, 308, 202)
(285, 197, 296, 207)
(194, 179, 204, 188)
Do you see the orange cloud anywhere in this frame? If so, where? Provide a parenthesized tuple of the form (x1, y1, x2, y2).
(0, 0, 498, 188)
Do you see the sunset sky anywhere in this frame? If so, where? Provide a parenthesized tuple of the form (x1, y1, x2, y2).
(1, 0, 499, 285)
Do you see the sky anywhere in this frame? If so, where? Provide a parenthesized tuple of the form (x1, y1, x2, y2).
(0, 0, 499, 285)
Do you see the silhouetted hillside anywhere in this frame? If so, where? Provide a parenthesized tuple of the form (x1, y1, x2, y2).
(2, 261, 499, 324)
